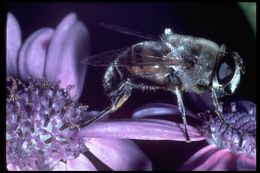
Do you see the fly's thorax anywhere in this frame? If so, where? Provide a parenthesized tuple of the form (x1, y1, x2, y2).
(167, 35, 220, 93)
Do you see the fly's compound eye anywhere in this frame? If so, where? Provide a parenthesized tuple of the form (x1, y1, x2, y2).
(217, 50, 236, 86)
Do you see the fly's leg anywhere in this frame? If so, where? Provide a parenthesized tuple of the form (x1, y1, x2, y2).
(174, 87, 191, 143)
(80, 80, 132, 127)
(210, 88, 228, 124)
(211, 91, 245, 144)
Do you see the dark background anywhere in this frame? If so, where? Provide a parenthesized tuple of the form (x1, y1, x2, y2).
(7, 2, 256, 170)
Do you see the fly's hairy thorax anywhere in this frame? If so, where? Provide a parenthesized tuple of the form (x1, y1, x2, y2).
(167, 35, 219, 93)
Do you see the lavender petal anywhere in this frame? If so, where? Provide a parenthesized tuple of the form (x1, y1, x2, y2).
(179, 144, 218, 170)
(236, 153, 256, 171)
(78, 119, 205, 141)
(66, 154, 97, 171)
(133, 103, 197, 119)
(185, 90, 214, 112)
(85, 138, 152, 171)
(52, 162, 66, 171)
(18, 28, 54, 80)
(45, 13, 89, 100)
(193, 149, 235, 171)
(7, 163, 21, 171)
(6, 12, 22, 76)
(223, 100, 256, 115)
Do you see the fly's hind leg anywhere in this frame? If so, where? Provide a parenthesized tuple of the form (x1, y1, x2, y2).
(173, 87, 191, 143)
(81, 80, 133, 127)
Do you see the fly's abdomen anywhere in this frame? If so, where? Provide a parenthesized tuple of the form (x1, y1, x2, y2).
(123, 41, 171, 86)
(103, 64, 122, 96)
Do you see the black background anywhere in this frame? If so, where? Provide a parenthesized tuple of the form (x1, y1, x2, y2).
(7, 2, 256, 170)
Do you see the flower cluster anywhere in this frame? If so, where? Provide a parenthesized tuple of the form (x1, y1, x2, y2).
(200, 102, 256, 157)
(6, 76, 90, 170)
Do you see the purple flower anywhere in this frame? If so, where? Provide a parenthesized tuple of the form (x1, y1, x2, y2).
(132, 100, 256, 171)
(6, 12, 154, 171)
(7, 12, 89, 100)
(6, 77, 152, 171)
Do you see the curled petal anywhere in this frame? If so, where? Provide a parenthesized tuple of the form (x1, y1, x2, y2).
(46, 13, 89, 100)
(133, 103, 197, 119)
(52, 162, 66, 171)
(179, 144, 219, 170)
(18, 28, 54, 80)
(193, 149, 236, 171)
(7, 163, 21, 171)
(6, 12, 22, 76)
(223, 100, 256, 115)
(185, 90, 214, 112)
(236, 153, 256, 171)
(85, 138, 152, 171)
(185, 148, 255, 171)
(66, 153, 97, 171)
(78, 119, 205, 141)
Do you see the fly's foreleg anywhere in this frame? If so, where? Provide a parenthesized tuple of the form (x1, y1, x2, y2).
(210, 88, 227, 124)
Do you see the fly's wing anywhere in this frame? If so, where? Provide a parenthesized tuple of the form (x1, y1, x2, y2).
(81, 47, 190, 67)
(100, 23, 158, 40)
(81, 48, 127, 67)
(82, 23, 176, 67)
(130, 53, 189, 67)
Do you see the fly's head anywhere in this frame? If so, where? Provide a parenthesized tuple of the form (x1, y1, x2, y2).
(211, 44, 245, 98)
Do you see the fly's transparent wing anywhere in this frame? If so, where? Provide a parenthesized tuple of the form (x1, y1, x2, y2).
(81, 48, 190, 67)
(130, 53, 190, 67)
(100, 23, 158, 40)
(81, 48, 128, 67)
